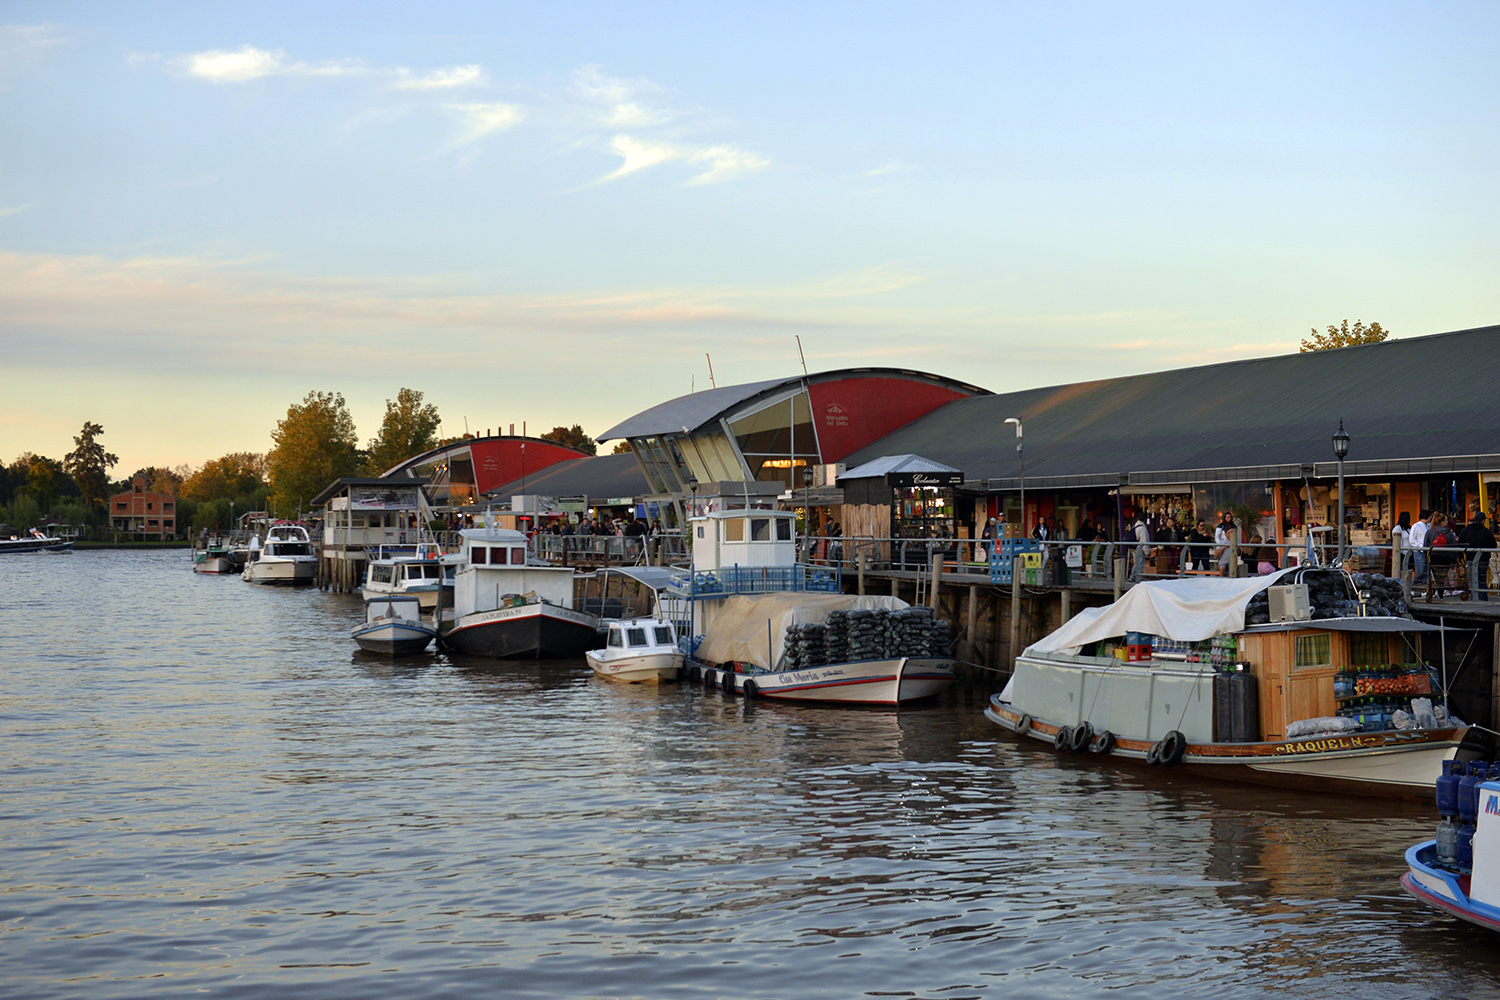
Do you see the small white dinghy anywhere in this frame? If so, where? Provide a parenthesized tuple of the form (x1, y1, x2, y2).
(352, 596, 436, 656)
(586, 619, 684, 683)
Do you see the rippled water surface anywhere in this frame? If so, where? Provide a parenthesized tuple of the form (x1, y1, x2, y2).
(4, 550, 1500, 998)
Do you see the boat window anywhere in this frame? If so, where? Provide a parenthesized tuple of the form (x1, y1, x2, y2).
(425, 564, 441, 579)
(654, 626, 673, 645)
(1349, 632, 1388, 666)
(627, 628, 649, 648)
(696, 526, 705, 539)
(472, 546, 488, 564)
(724, 518, 744, 542)
(1294, 633, 1332, 668)
(512, 548, 526, 564)
(608, 629, 624, 648)
(776, 518, 791, 541)
(374, 566, 393, 583)
(750, 518, 770, 541)
(491, 547, 508, 565)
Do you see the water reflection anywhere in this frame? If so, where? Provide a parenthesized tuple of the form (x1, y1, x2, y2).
(3, 551, 1500, 999)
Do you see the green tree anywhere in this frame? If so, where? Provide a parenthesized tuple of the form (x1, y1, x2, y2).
(182, 452, 267, 502)
(540, 424, 597, 455)
(20, 454, 65, 511)
(363, 388, 442, 474)
(611, 440, 633, 455)
(1301, 319, 1389, 352)
(63, 422, 119, 508)
(268, 391, 360, 516)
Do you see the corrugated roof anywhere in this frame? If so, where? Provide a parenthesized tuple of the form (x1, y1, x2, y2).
(839, 324, 1500, 487)
(840, 454, 962, 479)
(483, 452, 647, 500)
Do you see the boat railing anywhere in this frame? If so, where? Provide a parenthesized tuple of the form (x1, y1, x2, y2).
(665, 563, 842, 600)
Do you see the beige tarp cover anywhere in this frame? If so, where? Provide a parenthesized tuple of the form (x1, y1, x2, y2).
(695, 593, 908, 670)
(1027, 569, 1298, 655)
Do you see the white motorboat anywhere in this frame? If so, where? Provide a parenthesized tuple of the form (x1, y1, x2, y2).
(361, 543, 454, 612)
(586, 618, 685, 683)
(352, 596, 437, 656)
(440, 523, 601, 659)
(192, 536, 236, 574)
(676, 509, 956, 706)
(242, 522, 317, 585)
(983, 567, 1464, 798)
(0, 528, 73, 554)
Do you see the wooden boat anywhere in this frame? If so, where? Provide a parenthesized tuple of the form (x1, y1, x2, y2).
(586, 618, 684, 683)
(242, 522, 317, 585)
(1404, 772, 1500, 931)
(352, 596, 436, 656)
(440, 524, 601, 659)
(984, 568, 1463, 798)
(678, 509, 956, 706)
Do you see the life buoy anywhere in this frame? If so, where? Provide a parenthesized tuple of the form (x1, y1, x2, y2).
(743, 679, 758, 699)
(1089, 730, 1116, 754)
(1054, 726, 1073, 751)
(1016, 714, 1033, 736)
(1158, 730, 1187, 766)
(1069, 723, 1094, 753)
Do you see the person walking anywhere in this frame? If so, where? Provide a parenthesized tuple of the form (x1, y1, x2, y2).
(1392, 511, 1412, 579)
(1188, 519, 1212, 572)
(1128, 514, 1149, 583)
(1409, 509, 1431, 586)
(1457, 512, 1496, 601)
(1214, 515, 1236, 576)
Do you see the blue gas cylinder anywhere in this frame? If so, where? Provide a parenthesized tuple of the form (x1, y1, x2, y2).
(1459, 819, 1477, 870)
(1436, 760, 1460, 817)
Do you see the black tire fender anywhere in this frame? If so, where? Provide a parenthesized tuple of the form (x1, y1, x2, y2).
(742, 679, 758, 699)
(1089, 730, 1116, 754)
(1016, 714, 1033, 736)
(1146, 740, 1163, 766)
(1054, 726, 1073, 751)
(1158, 730, 1187, 766)
(1069, 723, 1094, 753)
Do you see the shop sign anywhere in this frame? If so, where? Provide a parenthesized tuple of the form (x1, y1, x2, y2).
(888, 472, 964, 488)
(349, 485, 420, 510)
(557, 495, 587, 513)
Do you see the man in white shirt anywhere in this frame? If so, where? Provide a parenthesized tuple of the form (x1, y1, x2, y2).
(1408, 509, 1431, 584)
(1214, 516, 1235, 576)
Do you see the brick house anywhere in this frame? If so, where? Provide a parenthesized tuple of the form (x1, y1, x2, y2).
(110, 476, 177, 539)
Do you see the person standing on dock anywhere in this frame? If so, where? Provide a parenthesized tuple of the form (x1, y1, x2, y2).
(1409, 510, 1431, 586)
(1457, 513, 1495, 601)
(1128, 514, 1149, 583)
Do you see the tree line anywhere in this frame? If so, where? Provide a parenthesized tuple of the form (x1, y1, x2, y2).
(3, 387, 612, 536)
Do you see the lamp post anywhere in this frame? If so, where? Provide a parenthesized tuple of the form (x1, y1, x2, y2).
(1004, 418, 1024, 536)
(1332, 420, 1350, 563)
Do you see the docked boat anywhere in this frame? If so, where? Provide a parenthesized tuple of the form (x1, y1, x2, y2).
(361, 543, 454, 612)
(586, 618, 685, 683)
(0, 528, 73, 554)
(983, 567, 1464, 798)
(241, 522, 317, 585)
(676, 509, 957, 705)
(441, 524, 601, 659)
(352, 596, 437, 656)
(1403, 762, 1500, 931)
(192, 536, 236, 574)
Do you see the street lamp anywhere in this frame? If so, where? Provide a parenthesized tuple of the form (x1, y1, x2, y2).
(1332, 420, 1350, 562)
(1004, 418, 1024, 536)
(802, 465, 814, 555)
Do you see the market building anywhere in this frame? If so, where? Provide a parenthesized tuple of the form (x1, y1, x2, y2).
(381, 434, 589, 509)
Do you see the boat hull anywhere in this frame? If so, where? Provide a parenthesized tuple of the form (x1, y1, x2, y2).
(0, 539, 73, 553)
(984, 693, 1461, 798)
(194, 556, 237, 574)
(352, 620, 436, 656)
(362, 583, 444, 612)
(697, 657, 956, 705)
(444, 603, 601, 660)
(1403, 841, 1500, 933)
(243, 559, 316, 585)
(586, 649, 683, 683)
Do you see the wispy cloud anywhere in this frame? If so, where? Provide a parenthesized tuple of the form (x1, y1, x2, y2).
(394, 64, 483, 91)
(601, 134, 769, 185)
(863, 160, 916, 177)
(446, 101, 525, 147)
(0, 202, 33, 217)
(0, 23, 63, 55)
(183, 45, 365, 83)
(572, 64, 675, 128)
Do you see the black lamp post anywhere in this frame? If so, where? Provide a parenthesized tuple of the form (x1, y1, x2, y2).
(802, 465, 814, 554)
(1005, 417, 1023, 535)
(1332, 420, 1350, 562)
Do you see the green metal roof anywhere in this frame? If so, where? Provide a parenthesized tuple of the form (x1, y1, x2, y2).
(841, 324, 1500, 489)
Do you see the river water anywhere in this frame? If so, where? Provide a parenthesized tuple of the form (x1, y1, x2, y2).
(3, 549, 1498, 998)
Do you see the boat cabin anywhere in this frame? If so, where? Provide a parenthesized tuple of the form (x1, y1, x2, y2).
(604, 619, 679, 654)
(454, 526, 579, 611)
(690, 509, 796, 572)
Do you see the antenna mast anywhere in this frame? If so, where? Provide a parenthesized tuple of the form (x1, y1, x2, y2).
(706, 353, 717, 389)
(796, 335, 807, 376)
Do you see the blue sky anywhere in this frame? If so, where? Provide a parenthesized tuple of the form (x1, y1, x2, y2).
(3, 2, 1497, 475)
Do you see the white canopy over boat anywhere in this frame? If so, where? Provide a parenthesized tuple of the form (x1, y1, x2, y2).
(694, 592, 908, 671)
(1029, 570, 1300, 655)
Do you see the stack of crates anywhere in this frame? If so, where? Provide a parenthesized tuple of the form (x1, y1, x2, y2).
(990, 539, 1042, 584)
(1125, 630, 1155, 662)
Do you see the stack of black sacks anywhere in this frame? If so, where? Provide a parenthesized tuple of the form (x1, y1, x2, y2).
(783, 607, 951, 671)
(1243, 571, 1408, 626)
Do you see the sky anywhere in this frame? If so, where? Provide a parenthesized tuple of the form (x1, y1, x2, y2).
(2, 2, 1498, 476)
